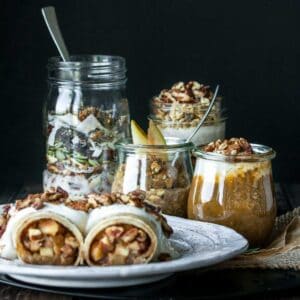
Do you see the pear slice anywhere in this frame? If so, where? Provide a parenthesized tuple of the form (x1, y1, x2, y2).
(147, 120, 166, 145)
(131, 120, 148, 145)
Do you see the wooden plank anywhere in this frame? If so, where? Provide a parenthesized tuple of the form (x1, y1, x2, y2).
(0, 285, 71, 299)
(282, 183, 300, 209)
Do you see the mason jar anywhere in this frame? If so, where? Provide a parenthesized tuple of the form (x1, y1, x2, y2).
(188, 144, 276, 247)
(111, 138, 194, 217)
(43, 55, 130, 198)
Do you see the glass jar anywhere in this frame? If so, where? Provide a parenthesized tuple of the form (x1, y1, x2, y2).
(150, 97, 226, 146)
(112, 138, 194, 217)
(43, 55, 130, 198)
(188, 144, 276, 247)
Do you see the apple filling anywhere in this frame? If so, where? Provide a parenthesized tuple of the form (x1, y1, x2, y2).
(19, 219, 80, 265)
(89, 224, 151, 265)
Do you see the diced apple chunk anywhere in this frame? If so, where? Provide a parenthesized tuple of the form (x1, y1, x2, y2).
(39, 220, 59, 236)
(61, 244, 75, 258)
(114, 244, 129, 257)
(28, 228, 42, 241)
(109, 253, 126, 265)
(65, 236, 79, 248)
(40, 247, 54, 257)
(91, 242, 104, 261)
(128, 241, 140, 254)
(100, 235, 114, 252)
(105, 226, 124, 243)
(121, 228, 138, 243)
(29, 240, 42, 252)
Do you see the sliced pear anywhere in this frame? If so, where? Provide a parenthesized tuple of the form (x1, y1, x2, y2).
(131, 120, 148, 145)
(147, 120, 166, 145)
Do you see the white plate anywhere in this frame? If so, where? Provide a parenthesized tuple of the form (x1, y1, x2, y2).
(0, 215, 248, 288)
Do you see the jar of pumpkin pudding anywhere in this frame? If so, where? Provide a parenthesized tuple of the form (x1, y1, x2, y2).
(188, 138, 276, 247)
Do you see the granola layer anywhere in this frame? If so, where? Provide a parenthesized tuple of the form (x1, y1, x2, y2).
(112, 154, 192, 217)
(151, 81, 222, 128)
(45, 106, 129, 197)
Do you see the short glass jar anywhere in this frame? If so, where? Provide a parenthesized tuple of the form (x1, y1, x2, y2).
(43, 55, 130, 198)
(111, 138, 194, 217)
(150, 97, 226, 146)
(188, 144, 276, 247)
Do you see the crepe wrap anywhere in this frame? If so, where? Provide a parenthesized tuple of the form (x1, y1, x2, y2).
(84, 204, 175, 266)
(0, 203, 87, 265)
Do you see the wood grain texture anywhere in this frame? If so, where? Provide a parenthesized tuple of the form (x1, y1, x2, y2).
(0, 285, 71, 300)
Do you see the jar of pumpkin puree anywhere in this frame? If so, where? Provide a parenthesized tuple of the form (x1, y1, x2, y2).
(188, 138, 276, 247)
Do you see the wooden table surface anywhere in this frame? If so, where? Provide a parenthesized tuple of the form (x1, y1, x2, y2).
(0, 183, 299, 300)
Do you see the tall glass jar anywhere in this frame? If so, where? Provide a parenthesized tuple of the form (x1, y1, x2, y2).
(43, 55, 130, 198)
(112, 138, 194, 217)
(188, 144, 276, 247)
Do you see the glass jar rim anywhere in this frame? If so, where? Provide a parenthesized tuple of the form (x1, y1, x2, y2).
(47, 55, 126, 69)
(116, 138, 195, 152)
(193, 143, 276, 162)
(47, 55, 127, 86)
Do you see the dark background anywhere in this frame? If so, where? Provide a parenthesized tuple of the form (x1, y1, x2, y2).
(1, 0, 299, 188)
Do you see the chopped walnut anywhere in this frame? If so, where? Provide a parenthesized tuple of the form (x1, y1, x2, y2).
(0, 204, 11, 238)
(65, 200, 89, 212)
(15, 188, 69, 212)
(204, 138, 254, 155)
(154, 81, 213, 104)
(7, 187, 173, 239)
(150, 160, 162, 175)
(78, 106, 101, 121)
(151, 81, 222, 129)
(86, 191, 173, 237)
(89, 129, 104, 141)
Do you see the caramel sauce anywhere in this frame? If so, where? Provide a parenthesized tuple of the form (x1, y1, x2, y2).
(188, 165, 276, 247)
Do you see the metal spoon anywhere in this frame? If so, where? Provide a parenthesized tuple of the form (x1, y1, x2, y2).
(171, 85, 220, 166)
(186, 84, 220, 143)
(41, 6, 70, 61)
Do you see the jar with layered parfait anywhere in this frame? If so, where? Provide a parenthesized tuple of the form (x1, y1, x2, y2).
(43, 55, 130, 198)
(149, 81, 226, 146)
(111, 138, 194, 217)
(188, 138, 276, 247)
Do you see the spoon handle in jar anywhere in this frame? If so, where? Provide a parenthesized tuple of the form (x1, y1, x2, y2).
(186, 85, 220, 143)
(41, 6, 70, 61)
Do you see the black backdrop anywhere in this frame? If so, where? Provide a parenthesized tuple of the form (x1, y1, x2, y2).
(1, 0, 300, 188)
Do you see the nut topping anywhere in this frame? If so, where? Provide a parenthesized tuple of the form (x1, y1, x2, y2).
(204, 138, 254, 155)
(151, 81, 222, 128)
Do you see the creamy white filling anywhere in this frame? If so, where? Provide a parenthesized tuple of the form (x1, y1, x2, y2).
(43, 171, 93, 197)
(76, 114, 103, 135)
(194, 157, 271, 178)
(0, 204, 88, 260)
(159, 122, 225, 146)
